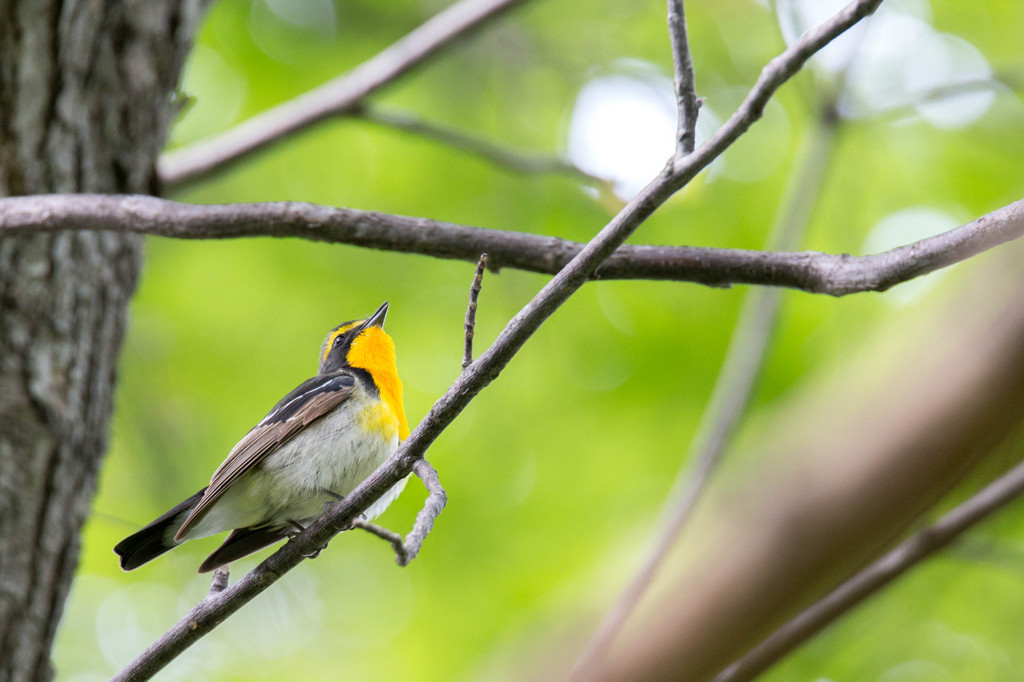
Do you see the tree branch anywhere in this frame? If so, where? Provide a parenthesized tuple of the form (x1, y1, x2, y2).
(573, 111, 842, 678)
(589, 238, 1024, 682)
(667, 0, 882, 186)
(2, 193, 1022, 295)
(714, 454, 1024, 682)
(863, 73, 1020, 119)
(352, 459, 445, 566)
(112, 2, 893, 677)
(464, 254, 488, 370)
(405, 458, 448, 564)
(667, 0, 700, 156)
(157, 0, 531, 189)
(353, 105, 608, 185)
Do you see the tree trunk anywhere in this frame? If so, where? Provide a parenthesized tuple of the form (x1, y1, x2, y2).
(0, 2, 206, 679)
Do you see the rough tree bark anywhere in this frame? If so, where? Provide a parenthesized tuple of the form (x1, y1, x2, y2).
(0, 2, 206, 680)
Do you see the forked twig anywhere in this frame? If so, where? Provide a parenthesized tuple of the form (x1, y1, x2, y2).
(354, 458, 447, 566)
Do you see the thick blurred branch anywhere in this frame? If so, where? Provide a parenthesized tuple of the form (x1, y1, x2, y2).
(864, 71, 1022, 119)
(714, 453, 1024, 682)
(2, 193, 1021, 294)
(353, 106, 607, 185)
(591, 239, 1024, 681)
(111, 2, 891, 677)
(574, 109, 842, 679)
(158, 0, 530, 189)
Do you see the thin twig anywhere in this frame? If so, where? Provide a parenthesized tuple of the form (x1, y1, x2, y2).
(352, 458, 447, 566)
(714, 454, 1024, 682)
(206, 567, 229, 597)
(667, 0, 882, 185)
(355, 106, 608, 186)
(111, 3, 889, 678)
(157, 0, 531, 189)
(667, 0, 700, 156)
(463, 254, 488, 370)
(405, 458, 448, 564)
(573, 104, 842, 680)
(352, 519, 409, 564)
(3, 193, 1021, 295)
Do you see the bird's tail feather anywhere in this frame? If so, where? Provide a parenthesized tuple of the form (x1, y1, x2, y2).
(114, 488, 207, 571)
(198, 524, 290, 573)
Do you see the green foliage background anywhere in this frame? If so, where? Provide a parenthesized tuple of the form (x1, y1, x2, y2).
(55, 0, 1024, 679)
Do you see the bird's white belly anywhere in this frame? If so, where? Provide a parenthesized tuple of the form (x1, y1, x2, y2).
(187, 400, 406, 538)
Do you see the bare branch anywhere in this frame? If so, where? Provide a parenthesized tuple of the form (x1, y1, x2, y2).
(352, 458, 447, 567)
(405, 458, 448, 564)
(206, 567, 229, 597)
(112, 3, 892, 677)
(590, 240, 1024, 681)
(157, 0, 530, 189)
(3, 193, 1022, 295)
(574, 117, 842, 677)
(354, 106, 608, 185)
(668, 0, 882, 186)
(864, 74, 1015, 119)
(464, 254, 488, 370)
(667, 0, 700, 156)
(112, 459, 446, 682)
(714, 455, 1024, 682)
(352, 519, 408, 562)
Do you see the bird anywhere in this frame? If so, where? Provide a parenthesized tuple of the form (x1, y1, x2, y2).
(114, 301, 410, 573)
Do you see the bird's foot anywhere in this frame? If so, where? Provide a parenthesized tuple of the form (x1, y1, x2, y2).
(287, 519, 328, 558)
(319, 488, 347, 515)
(302, 544, 328, 560)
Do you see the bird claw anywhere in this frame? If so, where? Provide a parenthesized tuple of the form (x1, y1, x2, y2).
(287, 519, 328, 558)
(302, 543, 328, 560)
(320, 489, 345, 515)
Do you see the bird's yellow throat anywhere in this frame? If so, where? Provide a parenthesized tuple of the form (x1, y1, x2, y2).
(346, 327, 409, 440)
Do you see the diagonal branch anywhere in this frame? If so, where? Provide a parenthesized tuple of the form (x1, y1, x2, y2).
(589, 252, 1024, 681)
(158, 0, 531, 189)
(714, 454, 1024, 682)
(112, 2, 895, 678)
(667, 0, 700, 156)
(2, 193, 1022, 295)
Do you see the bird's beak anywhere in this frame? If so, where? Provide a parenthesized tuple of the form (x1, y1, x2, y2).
(364, 301, 389, 329)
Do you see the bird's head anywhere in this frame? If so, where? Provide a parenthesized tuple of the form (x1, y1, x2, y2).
(319, 301, 394, 375)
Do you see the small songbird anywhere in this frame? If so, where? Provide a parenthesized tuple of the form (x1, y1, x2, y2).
(115, 302, 410, 573)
